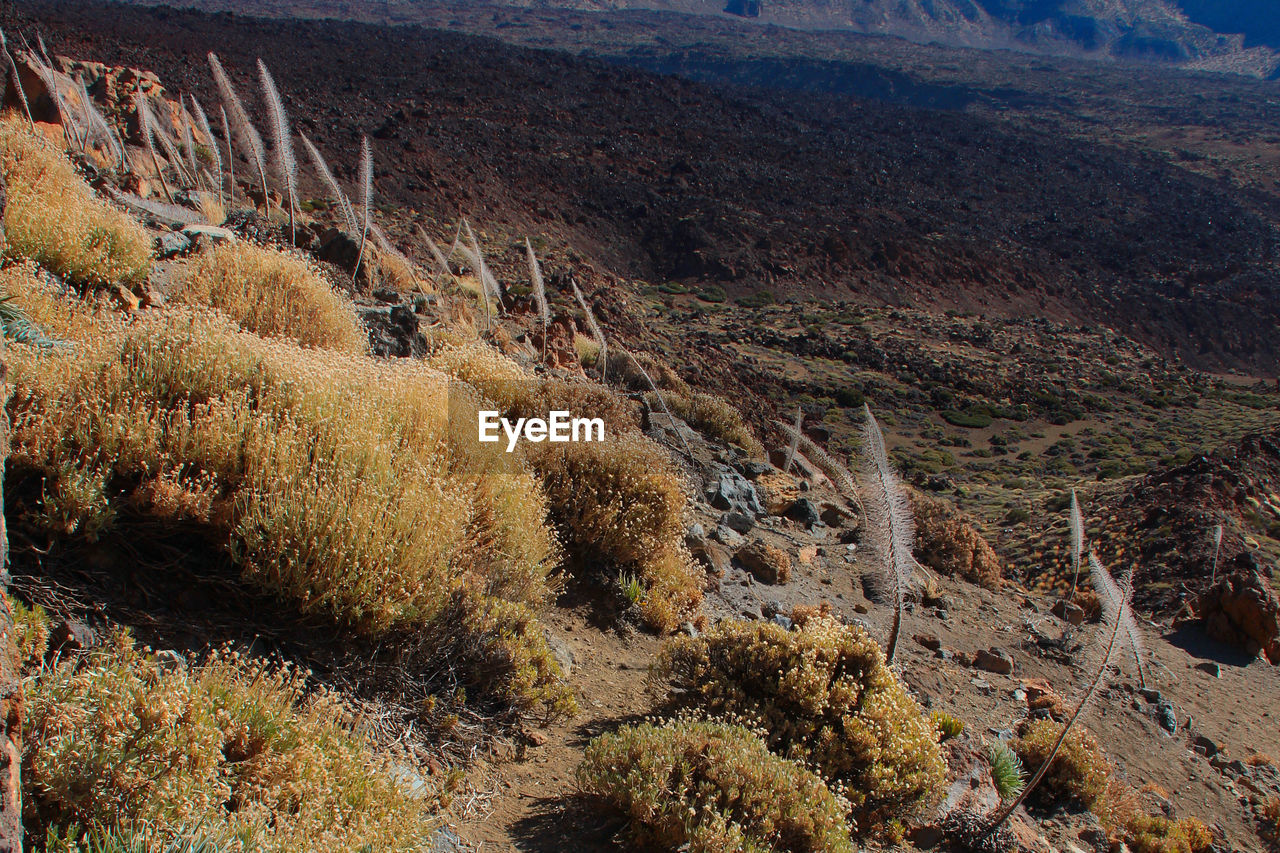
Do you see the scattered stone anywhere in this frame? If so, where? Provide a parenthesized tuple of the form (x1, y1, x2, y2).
(771, 614, 794, 631)
(974, 647, 1016, 676)
(721, 511, 756, 534)
(735, 540, 792, 585)
(684, 523, 706, 546)
(711, 525, 745, 547)
(934, 648, 954, 661)
(706, 467, 764, 516)
(543, 629, 574, 679)
(739, 460, 772, 480)
(853, 603, 869, 614)
(155, 649, 186, 673)
(1052, 598, 1086, 626)
(1139, 688, 1164, 703)
(914, 633, 942, 651)
(48, 620, 97, 655)
(154, 229, 192, 259)
(110, 283, 139, 312)
(783, 497, 821, 527)
(1196, 661, 1222, 678)
(761, 600, 784, 619)
(819, 503, 854, 528)
(181, 223, 235, 244)
(689, 538, 731, 577)
(1193, 734, 1221, 757)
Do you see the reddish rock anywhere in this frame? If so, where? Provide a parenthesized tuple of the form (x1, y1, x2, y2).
(1200, 569, 1280, 664)
(736, 540, 791, 585)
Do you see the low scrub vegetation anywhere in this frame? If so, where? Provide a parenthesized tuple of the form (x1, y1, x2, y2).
(576, 719, 854, 853)
(1012, 719, 1111, 811)
(662, 389, 764, 457)
(533, 434, 701, 632)
(655, 615, 945, 833)
(4, 268, 568, 715)
(1123, 815, 1213, 853)
(17, 604, 441, 851)
(180, 241, 366, 352)
(0, 117, 151, 287)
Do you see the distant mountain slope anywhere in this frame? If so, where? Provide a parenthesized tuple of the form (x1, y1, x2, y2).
(508, 0, 1280, 75)
(1175, 0, 1280, 50)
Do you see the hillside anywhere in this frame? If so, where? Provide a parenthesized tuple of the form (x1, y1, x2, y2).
(11, 0, 1280, 376)
(0, 2, 1277, 853)
(110, 0, 1280, 76)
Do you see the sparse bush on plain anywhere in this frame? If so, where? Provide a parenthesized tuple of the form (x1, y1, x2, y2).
(0, 116, 151, 287)
(180, 241, 366, 352)
(988, 740, 1026, 801)
(655, 615, 946, 832)
(576, 719, 855, 853)
(1012, 719, 1111, 811)
(931, 710, 964, 740)
(25, 632, 442, 851)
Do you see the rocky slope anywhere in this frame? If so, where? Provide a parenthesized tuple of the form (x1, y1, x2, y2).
(113, 0, 1280, 77)
(10, 1, 1280, 376)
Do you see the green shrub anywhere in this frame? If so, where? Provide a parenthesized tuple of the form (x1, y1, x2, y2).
(941, 408, 993, 429)
(988, 740, 1026, 801)
(932, 711, 964, 740)
(577, 719, 854, 853)
(655, 616, 946, 831)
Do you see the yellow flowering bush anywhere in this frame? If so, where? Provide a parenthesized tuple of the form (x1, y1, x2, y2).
(576, 719, 854, 853)
(24, 633, 442, 851)
(1013, 719, 1110, 811)
(1125, 815, 1214, 853)
(0, 116, 151, 286)
(655, 616, 946, 833)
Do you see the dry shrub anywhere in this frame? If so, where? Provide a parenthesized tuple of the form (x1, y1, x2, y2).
(577, 719, 854, 853)
(663, 390, 764, 457)
(5, 282, 568, 715)
(1013, 719, 1110, 811)
(0, 115, 151, 286)
(532, 433, 701, 632)
(25, 632, 441, 850)
(656, 616, 946, 833)
(429, 343, 696, 632)
(1124, 816, 1213, 853)
(1261, 796, 1280, 843)
(181, 241, 366, 352)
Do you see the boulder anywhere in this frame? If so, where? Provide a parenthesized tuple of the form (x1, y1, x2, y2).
(705, 466, 763, 517)
(736, 540, 792, 585)
(974, 647, 1015, 675)
(1199, 568, 1280, 664)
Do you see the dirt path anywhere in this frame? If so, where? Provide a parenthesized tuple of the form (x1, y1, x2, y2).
(458, 604, 662, 852)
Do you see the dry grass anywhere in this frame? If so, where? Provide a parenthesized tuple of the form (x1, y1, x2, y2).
(663, 390, 764, 457)
(4, 267, 569, 715)
(577, 719, 855, 853)
(24, 629, 443, 852)
(655, 615, 946, 834)
(1123, 815, 1214, 853)
(180, 242, 366, 352)
(0, 115, 151, 287)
